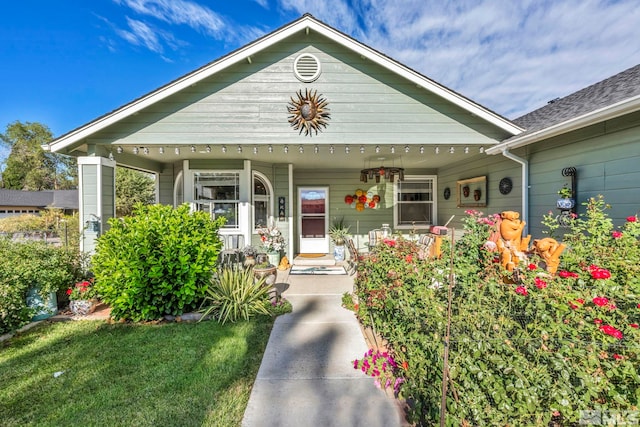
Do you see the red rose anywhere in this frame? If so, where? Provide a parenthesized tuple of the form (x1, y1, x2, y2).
(599, 324, 623, 340)
(613, 354, 623, 360)
(630, 323, 639, 329)
(527, 263, 537, 271)
(627, 216, 637, 222)
(594, 318, 603, 324)
(66, 288, 72, 296)
(576, 298, 585, 304)
(534, 277, 547, 289)
(612, 231, 623, 239)
(592, 296, 609, 307)
(515, 286, 528, 296)
(558, 270, 578, 279)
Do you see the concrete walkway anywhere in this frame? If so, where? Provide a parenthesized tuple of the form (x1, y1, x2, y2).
(242, 269, 404, 427)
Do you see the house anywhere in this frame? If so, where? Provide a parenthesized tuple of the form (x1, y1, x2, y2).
(44, 14, 640, 255)
(0, 189, 78, 219)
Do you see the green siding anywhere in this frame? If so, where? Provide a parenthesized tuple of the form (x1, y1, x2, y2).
(525, 113, 640, 237)
(101, 166, 115, 227)
(87, 32, 510, 147)
(437, 156, 523, 230)
(158, 163, 174, 205)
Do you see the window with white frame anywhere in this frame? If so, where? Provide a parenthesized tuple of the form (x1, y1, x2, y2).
(394, 176, 436, 228)
(252, 172, 272, 231)
(193, 172, 240, 228)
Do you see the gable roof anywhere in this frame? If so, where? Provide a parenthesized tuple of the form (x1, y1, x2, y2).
(0, 189, 78, 210)
(46, 14, 522, 154)
(487, 64, 640, 154)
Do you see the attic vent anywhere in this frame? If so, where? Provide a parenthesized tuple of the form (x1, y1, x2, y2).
(294, 53, 321, 82)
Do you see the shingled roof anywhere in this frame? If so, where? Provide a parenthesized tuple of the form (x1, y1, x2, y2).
(513, 64, 640, 134)
(0, 189, 78, 210)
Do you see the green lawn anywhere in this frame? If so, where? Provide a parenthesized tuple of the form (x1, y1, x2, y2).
(0, 318, 273, 426)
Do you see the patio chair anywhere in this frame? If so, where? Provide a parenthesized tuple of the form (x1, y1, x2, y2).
(346, 238, 360, 275)
(219, 233, 245, 267)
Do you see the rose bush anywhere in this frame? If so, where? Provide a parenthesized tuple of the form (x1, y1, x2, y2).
(352, 198, 639, 425)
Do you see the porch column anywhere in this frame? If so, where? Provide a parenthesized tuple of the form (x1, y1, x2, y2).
(78, 156, 116, 254)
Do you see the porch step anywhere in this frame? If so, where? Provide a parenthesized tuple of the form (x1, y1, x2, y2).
(292, 254, 336, 266)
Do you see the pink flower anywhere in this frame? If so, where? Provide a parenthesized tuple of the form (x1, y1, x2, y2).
(592, 296, 609, 307)
(515, 286, 528, 296)
(576, 298, 585, 304)
(527, 263, 537, 271)
(613, 354, 623, 360)
(599, 324, 623, 340)
(630, 324, 639, 329)
(589, 266, 611, 280)
(594, 318, 603, 324)
(558, 271, 579, 279)
(534, 277, 547, 289)
(612, 231, 623, 239)
(627, 216, 637, 222)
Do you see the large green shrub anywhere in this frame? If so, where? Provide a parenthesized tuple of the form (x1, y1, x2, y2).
(0, 239, 82, 334)
(92, 204, 224, 321)
(354, 201, 640, 425)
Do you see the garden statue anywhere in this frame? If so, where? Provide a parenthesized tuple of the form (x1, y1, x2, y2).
(496, 211, 531, 271)
(278, 256, 291, 271)
(532, 237, 566, 274)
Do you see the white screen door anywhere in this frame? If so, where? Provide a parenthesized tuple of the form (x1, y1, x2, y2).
(298, 187, 329, 254)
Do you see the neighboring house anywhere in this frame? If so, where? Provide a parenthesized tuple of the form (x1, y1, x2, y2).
(43, 14, 640, 255)
(0, 189, 78, 219)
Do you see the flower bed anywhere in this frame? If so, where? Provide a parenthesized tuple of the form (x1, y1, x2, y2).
(351, 197, 640, 425)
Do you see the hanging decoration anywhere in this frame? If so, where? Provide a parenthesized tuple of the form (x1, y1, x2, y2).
(345, 189, 380, 212)
(360, 165, 405, 183)
(287, 89, 331, 136)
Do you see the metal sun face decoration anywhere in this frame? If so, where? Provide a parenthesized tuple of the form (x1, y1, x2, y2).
(287, 89, 330, 136)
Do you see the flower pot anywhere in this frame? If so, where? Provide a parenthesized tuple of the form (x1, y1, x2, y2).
(267, 251, 280, 267)
(243, 255, 256, 267)
(556, 198, 575, 210)
(26, 287, 58, 321)
(69, 299, 97, 316)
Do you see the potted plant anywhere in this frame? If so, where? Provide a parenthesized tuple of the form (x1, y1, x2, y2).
(329, 217, 351, 261)
(242, 245, 258, 267)
(557, 185, 575, 210)
(256, 223, 286, 266)
(67, 279, 99, 316)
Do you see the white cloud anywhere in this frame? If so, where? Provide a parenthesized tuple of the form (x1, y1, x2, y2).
(276, 0, 640, 118)
(253, 0, 269, 9)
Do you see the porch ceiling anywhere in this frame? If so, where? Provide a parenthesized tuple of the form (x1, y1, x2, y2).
(103, 142, 491, 171)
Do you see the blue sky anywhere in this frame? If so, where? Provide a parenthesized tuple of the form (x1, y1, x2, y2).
(2, 0, 640, 163)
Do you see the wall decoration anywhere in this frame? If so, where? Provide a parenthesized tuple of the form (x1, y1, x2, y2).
(345, 189, 380, 211)
(457, 176, 487, 207)
(287, 89, 330, 136)
(443, 187, 451, 200)
(499, 177, 513, 195)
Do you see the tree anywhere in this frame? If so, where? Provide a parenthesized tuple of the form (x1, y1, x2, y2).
(0, 121, 77, 190)
(116, 167, 156, 216)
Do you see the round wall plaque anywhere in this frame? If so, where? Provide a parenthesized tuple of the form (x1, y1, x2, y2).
(443, 187, 451, 200)
(499, 177, 513, 195)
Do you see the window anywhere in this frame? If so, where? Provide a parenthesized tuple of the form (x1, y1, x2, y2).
(193, 172, 239, 228)
(394, 176, 436, 228)
(252, 172, 272, 231)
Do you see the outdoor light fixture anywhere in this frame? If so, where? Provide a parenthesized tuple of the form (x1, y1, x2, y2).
(329, 145, 335, 154)
(175, 147, 180, 155)
(299, 145, 304, 154)
(314, 145, 319, 154)
(237, 146, 242, 153)
(419, 146, 425, 154)
(360, 145, 365, 154)
(375, 145, 380, 153)
(221, 145, 227, 153)
(133, 147, 139, 155)
(404, 145, 410, 153)
(449, 146, 455, 154)
(284, 145, 289, 154)
(345, 146, 350, 154)
(360, 165, 405, 183)
(253, 146, 258, 154)
(205, 145, 211, 153)
(116, 146, 123, 154)
(464, 146, 469, 154)
(108, 152, 114, 161)
(159, 147, 165, 154)
(190, 145, 196, 153)
(479, 146, 484, 153)
(268, 145, 273, 153)
(143, 147, 149, 155)
(435, 147, 440, 154)
(390, 146, 395, 154)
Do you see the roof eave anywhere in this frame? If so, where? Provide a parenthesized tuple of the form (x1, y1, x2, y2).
(48, 14, 522, 154)
(486, 94, 640, 155)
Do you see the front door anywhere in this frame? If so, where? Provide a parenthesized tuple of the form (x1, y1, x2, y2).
(298, 187, 329, 254)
